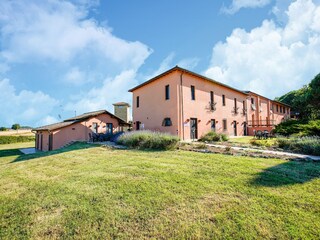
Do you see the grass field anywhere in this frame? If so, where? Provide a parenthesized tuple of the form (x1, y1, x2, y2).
(0, 142, 319, 239)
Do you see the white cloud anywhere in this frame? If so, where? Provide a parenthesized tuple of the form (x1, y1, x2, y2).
(222, 0, 272, 14)
(64, 70, 137, 115)
(177, 58, 199, 70)
(0, 0, 151, 69)
(205, 0, 320, 98)
(64, 67, 87, 86)
(0, 0, 152, 126)
(0, 78, 59, 127)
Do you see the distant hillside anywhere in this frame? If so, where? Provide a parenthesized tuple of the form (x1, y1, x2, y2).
(276, 73, 320, 120)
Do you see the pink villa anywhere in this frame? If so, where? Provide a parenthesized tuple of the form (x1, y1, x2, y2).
(129, 66, 290, 140)
(33, 110, 129, 151)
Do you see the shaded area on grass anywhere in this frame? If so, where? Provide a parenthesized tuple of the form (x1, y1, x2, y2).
(251, 161, 320, 187)
(0, 148, 22, 158)
(9, 142, 98, 163)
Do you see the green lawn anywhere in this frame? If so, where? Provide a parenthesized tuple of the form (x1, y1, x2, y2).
(0, 142, 319, 239)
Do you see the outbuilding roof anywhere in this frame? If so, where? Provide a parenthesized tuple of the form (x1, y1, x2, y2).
(33, 121, 77, 131)
(113, 102, 131, 106)
(33, 109, 129, 131)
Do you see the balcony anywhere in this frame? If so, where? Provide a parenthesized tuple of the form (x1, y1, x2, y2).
(232, 107, 239, 114)
(248, 120, 275, 127)
(208, 102, 217, 111)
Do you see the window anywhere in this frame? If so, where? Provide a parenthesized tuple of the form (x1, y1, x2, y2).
(136, 96, 140, 108)
(270, 104, 273, 110)
(106, 123, 113, 134)
(234, 98, 237, 108)
(242, 100, 246, 112)
(251, 98, 254, 104)
(210, 91, 214, 110)
(191, 85, 195, 100)
(280, 106, 282, 113)
(276, 105, 279, 112)
(92, 122, 98, 134)
(165, 85, 170, 100)
(222, 95, 226, 106)
(162, 118, 172, 127)
(223, 119, 227, 131)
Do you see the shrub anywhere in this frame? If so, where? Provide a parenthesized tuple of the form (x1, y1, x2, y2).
(199, 131, 229, 142)
(117, 131, 179, 150)
(274, 119, 320, 136)
(0, 127, 7, 131)
(276, 136, 320, 156)
(250, 139, 273, 147)
(0, 135, 35, 144)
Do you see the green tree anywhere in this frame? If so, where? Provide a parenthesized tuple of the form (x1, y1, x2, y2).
(11, 123, 21, 130)
(0, 127, 7, 131)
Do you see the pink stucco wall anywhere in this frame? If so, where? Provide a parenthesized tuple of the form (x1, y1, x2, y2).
(36, 113, 123, 151)
(131, 69, 291, 140)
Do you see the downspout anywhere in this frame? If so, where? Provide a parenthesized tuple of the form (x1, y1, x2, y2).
(180, 72, 185, 140)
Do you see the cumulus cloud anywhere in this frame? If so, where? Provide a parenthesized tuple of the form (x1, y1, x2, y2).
(0, 78, 59, 126)
(0, 0, 151, 68)
(64, 70, 137, 114)
(221, 0, 272, 14)
(0, 0, 152, 126)
(205, 0, 320, 98)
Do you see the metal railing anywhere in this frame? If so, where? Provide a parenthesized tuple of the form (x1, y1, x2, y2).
(248, 120, 275, 127)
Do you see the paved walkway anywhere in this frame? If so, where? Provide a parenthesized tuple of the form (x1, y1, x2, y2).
(19, 148, 37, 154)
(206, 143, 320, 161)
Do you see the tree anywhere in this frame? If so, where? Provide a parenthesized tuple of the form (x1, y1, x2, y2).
(11, 123, 21, 130)
(0, 127, 7, 131)
(276, 73, 320, 120)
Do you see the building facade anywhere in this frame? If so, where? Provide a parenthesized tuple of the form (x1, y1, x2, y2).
(33, 110, 129, 151)
(129, 66, 290, 140)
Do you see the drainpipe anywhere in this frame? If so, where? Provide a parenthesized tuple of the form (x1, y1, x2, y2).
(180, 72, 185, 140)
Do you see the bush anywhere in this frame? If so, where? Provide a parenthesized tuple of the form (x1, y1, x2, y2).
(274, 119, 320, 136)
(199, 131, 229, 142)
(250, 139, 273, 147)
(0, 135, 35, 144)
(0, 127, 7, 131)
(117, 131, 179, 150)
(276, 136, 320, 156)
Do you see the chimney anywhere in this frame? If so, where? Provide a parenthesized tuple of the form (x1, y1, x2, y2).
(113, 102, 131, 123)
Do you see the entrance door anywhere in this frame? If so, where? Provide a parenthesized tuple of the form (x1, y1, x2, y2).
(48, 133, 53, 151)
(40, 134, 43, 151)
(233, 121, 237, 136)
(211, 119, 216, 132)
(190, 118, 198, 140)
(136, 121, 141, 130)
(243, 122, 247, 136)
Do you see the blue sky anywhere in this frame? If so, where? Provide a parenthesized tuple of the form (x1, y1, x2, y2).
(0, 0, 320, 127)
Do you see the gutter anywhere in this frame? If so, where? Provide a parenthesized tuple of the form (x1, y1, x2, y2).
(180, 72, 185, 140)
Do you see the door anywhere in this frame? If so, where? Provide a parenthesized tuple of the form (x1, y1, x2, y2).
(40, 134, 43, 151)
(233, 121, 237, 136)
(106, 123, 113, 134)
(243, 122, 247, 136)
(190, 118, 198, 140)
(136, 121, 140, 130)
(211, 119, 216, 132)
(48, 133, 53, 151)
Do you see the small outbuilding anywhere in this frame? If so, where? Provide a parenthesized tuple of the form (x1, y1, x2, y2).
(33, 110, 129, 151)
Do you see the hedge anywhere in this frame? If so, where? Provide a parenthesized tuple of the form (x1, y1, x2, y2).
(0, 136, 35, 144)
